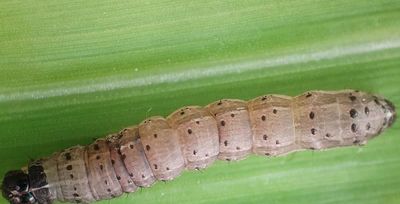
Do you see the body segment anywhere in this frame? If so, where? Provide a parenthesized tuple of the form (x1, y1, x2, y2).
(167, 106, 220, 170)
(117, 127, 155, 187)
(57, 146, 95, 203)
(248, 94, 299, 156)
(138, 117, 185, 181)
(206, 99, 253, 161)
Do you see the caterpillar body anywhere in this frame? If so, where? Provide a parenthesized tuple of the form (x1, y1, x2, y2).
(1, 90, 396, 204)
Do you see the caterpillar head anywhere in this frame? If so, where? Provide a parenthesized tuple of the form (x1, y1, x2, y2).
(1, 170, 36, 204)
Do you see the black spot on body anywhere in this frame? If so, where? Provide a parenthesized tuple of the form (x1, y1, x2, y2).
(236, 146, 240, 150)
(153, 134, 158, 138)
(275, 140, 280, 145)
(154, 164, 158, 169)
(311, 128, 316, 135)
(94, 144, 100, 150)
(383, 117, 388, 126)
(261, 115, 266, 121)
(96, 155, 100, 160)
(73, 193, 79, 197)
(129, 173, 133, 177)
(351, 123, 358, 133)
(306, 93, 312, 98)
(187, 129, 192, 134)
(111, 160, 115, 165)
(221, 120, 225, 126)
(217, 101, 222, 105)
(350, 109, 358, 118)
(146, 145, 150, 151)
(100, 165, 104, 170)
(107, 189, 111, 192)
(116, 176, 121, 180)
(64, 153, 72, 160)
(263, 134, 268, 140)
(224, 140, 228, 146)
(193, 150, 197, 155)
(180, 111, 185, 115)
(129, 144, 134, 149)
(364, 107, 369, 115)
(121, 154, 126, 160)
(141, 175, 145, 178)
(196, 121, 200, 124)
(273, 109, 277, 114)
(166, 167, 170, 171)
(366, 122, 371, 130)
(66, 165, 73, 170)
(104, 180, 108, 185)
(349, 96, 357, 102)
(230, 113, 235, 117)
(70, 174, 74, 179)
(309, 112, 315, 119)
(325, 133, 331, 137)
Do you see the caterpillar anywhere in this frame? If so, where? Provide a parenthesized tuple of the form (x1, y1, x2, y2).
(1, 90, 396, 204)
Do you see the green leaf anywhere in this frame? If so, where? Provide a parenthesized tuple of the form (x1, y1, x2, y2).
(1, 0, 399, 204)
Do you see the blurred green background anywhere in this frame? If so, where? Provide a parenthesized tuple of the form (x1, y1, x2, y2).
(1, 0, 399, 203)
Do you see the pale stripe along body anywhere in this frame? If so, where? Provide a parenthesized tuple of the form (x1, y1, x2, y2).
(1, 90, 396, 204)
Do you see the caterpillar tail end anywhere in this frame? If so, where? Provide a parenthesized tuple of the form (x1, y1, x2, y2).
(383, 98, 396, 127)
(374, 94, 396, 128)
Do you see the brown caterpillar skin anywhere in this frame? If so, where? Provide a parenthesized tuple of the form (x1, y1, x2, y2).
(115, 127, 155, 188)
(105, 133, 138, 193)
(138, 117, 185, 181)
(167, 106, 219, 170)
(57, 146, 95, 203)
(206, 99, 253, 161)
(1, 90, 396, 204)
(248, 94, 299, 156)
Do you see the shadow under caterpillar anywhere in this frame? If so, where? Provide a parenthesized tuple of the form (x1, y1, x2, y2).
(1, 90, 396, 204)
